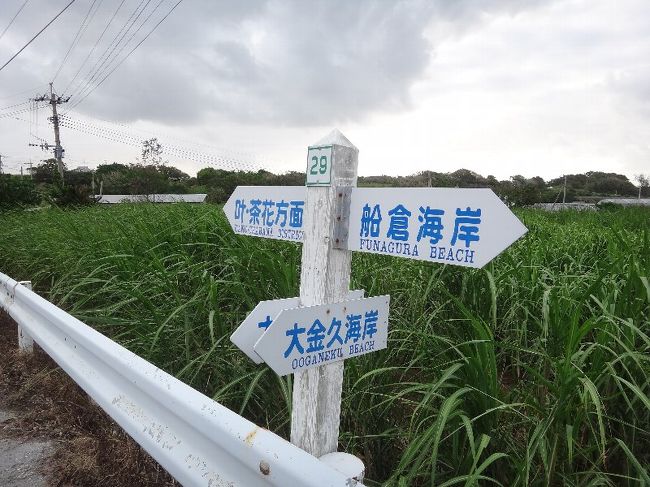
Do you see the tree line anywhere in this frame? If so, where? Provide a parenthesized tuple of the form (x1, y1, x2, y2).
(1, 139, 648, 209)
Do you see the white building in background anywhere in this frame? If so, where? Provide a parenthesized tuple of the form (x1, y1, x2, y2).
(598, 198, 650, 207)
(96, 194, 207, 204)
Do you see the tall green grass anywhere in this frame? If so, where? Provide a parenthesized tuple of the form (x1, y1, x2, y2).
(0, 204, 648, 485)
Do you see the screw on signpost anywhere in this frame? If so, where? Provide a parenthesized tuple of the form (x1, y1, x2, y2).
(17, 281, 34, 353)
(291, 130, 360, 465)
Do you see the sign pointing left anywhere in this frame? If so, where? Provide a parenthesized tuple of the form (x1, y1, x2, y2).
(223, 186, 306, 242)
(230, 290, 364, 364)
(253, 295, 390, 377)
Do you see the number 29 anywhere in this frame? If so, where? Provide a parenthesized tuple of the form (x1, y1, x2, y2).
(310, 155, 328, 175)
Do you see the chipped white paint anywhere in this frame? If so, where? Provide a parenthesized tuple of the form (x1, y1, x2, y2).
(0, 270, 364, 487)
(290, 130, 359, 458)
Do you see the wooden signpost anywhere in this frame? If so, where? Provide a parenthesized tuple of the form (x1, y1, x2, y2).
(223, 129, 528, 477)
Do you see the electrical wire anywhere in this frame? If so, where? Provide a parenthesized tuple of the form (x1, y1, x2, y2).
(0, 0, 30, 42)
(60, 117, 258, 170)
(68, 0, 150, 100)
(58, 113, 262, 171)
(68, 110, 267, 166)
(0, 83, 48, 101)
(0, 0, 77, 73)
(0, 100, 29, 111)
(52, 0, 103, 83)
(80, 0, 167, 94)
(0, 104, 46, 119)
(69, 0, 183, 110)
(62, 0, 127, 97)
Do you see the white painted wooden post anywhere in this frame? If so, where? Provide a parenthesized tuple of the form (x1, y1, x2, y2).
(17, 281, 34, 353)
(290, 129, 358, 458)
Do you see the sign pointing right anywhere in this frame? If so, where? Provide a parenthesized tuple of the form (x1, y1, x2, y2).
(344, 187, 527, 268)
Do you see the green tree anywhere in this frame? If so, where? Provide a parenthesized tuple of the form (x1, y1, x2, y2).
(635, 174, 649, 198)
(0, 175, 38, 209)
(141, 138, 163, 166)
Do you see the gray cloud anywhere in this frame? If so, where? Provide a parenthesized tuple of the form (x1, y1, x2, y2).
(1, 0, 551, 126)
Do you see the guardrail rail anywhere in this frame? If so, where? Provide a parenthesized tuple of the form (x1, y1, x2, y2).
(0, 271, 363, 486)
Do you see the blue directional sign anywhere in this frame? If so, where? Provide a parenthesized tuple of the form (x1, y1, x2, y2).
(224, 186, 527, 268)
(347, 188, 527, 268)
(230, 290, 365, 364)
(253, 295, 390, 376)
(224, 186, 306, 242)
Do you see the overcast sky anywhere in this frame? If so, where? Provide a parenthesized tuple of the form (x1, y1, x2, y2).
(0, 0, 648, 181)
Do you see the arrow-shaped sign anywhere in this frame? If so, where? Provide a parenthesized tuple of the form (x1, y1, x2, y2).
(230, 290, 365, 364)
(223, 186, 306, 243)
(346, 187, 527, 268)
(224, 186, 527, 268)
(253, 295, 390, 377)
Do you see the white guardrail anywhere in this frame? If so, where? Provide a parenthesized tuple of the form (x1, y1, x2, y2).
(0, 271, 362, 487)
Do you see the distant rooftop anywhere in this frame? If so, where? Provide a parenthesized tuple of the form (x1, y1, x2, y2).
(598, 198, 650, 207)
(97, 194, 207, 204)
(532, 202, 596, 212)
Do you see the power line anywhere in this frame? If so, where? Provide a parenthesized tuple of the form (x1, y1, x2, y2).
(93, 0, 168, 83)
(0, 100, 29, 111)
(52, 0, 103, 83)
(62, 0, 127, 96)
(69, 0, 183, 110)
(0, 83, 48, 101)
(58, 114, 262, 171)
(67, 0, 150, 100)
(68, 110, 267, 166)
(0, 0, 30, 42)
(0, 0, 77, 74)
(0, 104, 46, 119)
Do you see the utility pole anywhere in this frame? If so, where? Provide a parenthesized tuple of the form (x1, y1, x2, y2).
(562, 175, 567, 204)
(33, 83, 69, 183)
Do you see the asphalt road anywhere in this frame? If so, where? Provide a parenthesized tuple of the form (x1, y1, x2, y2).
(0, 409, 53, 487)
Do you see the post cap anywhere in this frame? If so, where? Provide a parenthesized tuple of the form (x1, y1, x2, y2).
(312, 129, 357, 150)
(319, 452, 364, 484)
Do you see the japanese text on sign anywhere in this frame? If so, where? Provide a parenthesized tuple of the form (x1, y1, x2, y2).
(347, 187, 528, 268)
(359, 203, 481, 265)
(253, 295, 390, 376)
(224, 187, 307, 242)
(283, 309, 380, 370)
